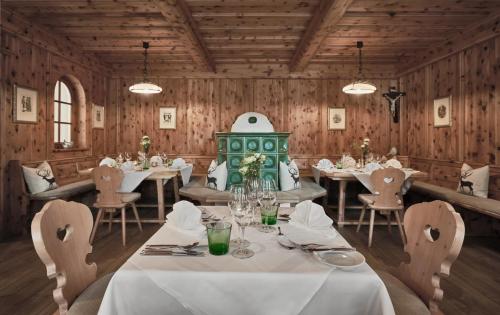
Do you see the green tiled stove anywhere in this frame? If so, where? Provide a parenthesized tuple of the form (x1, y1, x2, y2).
(216, 132, 290, 190)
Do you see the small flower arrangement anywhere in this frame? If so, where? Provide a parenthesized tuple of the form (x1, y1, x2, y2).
(239, 153, 266, 178)
(360, 138, 370, 157)
(140, 135, 151, 154)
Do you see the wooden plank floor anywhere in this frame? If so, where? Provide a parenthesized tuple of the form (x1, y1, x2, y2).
(1, 212, 499, 315)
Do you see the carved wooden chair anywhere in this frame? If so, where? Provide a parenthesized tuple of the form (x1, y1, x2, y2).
(357, 168, 406, 247)
(31, 199, 114, 315)
(378, 201, 465, 315)
(76, 163, 94, 177)
(90, 166, 142, 246)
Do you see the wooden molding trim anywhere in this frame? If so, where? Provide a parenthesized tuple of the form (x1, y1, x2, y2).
(289, 0, 354, 72)
(153, 0, 215, 72)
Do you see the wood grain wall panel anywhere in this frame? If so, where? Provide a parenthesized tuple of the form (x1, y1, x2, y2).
(219, 79, 253, 132)
(287, 80, 322, 155)
(401, 35, 500, 200)
(0, 24, 112, 238)
(253, 80, 287, 131)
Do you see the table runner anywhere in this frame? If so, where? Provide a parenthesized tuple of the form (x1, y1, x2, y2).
(98, 207, 394, 315)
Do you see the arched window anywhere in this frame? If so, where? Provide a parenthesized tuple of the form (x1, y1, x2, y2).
(54, 80, 72, 144)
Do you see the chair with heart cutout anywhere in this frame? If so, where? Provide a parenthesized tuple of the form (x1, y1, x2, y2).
(356, 167, 406, 247)
(377, 200, 465, 315)
(31, 199, 113, 315)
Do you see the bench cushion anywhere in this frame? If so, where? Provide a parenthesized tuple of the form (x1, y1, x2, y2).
(30, 179, 95, 201)
(68, 273, 113, 315)
(378, 271, 430, 315)
(180, 176, 326, 205)
(411, 181, 500, 219)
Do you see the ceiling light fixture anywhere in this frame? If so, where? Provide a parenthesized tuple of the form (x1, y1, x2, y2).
(342, 41, 377, 95)
(129, 42, 162, 95)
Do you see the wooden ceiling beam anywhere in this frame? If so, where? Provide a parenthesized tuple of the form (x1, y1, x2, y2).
(398, 11, 500, 75)
(153, 0, 215, 72)
(289, 0, 354, 72)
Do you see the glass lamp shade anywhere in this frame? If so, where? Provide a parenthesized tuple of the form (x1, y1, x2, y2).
(342, 81, 377, 95)
(128, 81, 162, 94)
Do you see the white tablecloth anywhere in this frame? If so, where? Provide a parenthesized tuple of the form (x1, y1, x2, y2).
(117, 165, 193, 193)
(312, 166, 419, 194)
(98, 207, 395, 315)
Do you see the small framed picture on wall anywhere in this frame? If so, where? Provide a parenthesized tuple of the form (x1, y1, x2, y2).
(433, 96, 452, 127)
(92, 104, 105, 129)
(159, 107, 176, 129)
(328, 107, 346, 130)
(13, 84, 38, 124)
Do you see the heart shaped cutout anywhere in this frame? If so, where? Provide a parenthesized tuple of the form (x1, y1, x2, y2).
(56, 224, 73, 242)
(383, 177, 394, 184)
(424, 224, 440, 242)
(101, 175, 111, 181)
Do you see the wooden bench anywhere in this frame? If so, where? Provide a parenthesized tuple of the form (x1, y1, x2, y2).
(410, 180, 500, 230)
(7, 160, 96, 235)
(179, 176, 326, 205)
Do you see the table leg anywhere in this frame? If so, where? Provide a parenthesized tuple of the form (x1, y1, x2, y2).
(338, 180, 347, 228)
(156, 179, 165, 224)
(323, 177, 330, 208)
(173, 175, 180, 202)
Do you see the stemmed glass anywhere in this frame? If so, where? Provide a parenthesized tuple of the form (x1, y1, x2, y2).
(124, 152, 132, 162)
(229, 189, 254, 259)
(161, 152, 168, 166)
(228, 185, 250, 248)
(258, 179, 278, 233)
(246, 178, 263, 226)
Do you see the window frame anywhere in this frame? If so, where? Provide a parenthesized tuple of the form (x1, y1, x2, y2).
(53, 80, 73, 145)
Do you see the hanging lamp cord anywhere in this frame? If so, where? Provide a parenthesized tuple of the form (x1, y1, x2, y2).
(143, 42, 149, 82)
(357, 41, 363, 80)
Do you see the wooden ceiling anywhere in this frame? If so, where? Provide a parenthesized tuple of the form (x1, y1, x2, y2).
(2, 0, 500, 75)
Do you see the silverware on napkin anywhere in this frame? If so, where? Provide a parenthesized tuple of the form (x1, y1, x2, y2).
(140, 249, 206, 257)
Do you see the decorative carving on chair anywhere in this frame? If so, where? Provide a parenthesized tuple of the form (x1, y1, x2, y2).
(31, 200, 97, 314)
(92, 166, 124, 206)
(398, 201, 465, 314)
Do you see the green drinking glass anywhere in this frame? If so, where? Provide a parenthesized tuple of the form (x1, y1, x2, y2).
(206, 222, 232, 255)
(259, 205, 279, 233)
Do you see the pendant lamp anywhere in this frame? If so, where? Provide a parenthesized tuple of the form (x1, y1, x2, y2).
(342, 41, 377, 95)
(129, 42, 162, 94)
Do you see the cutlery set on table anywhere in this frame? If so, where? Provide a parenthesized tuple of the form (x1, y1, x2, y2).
(140, 242, 207, 257)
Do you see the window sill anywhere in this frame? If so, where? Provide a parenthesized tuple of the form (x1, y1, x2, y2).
(53, 147, 89, 153)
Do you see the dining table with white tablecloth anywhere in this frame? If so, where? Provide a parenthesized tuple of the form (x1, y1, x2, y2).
(98, 206, 395, 315)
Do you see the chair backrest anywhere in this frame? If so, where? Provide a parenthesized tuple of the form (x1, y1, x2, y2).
(370, 167, 405, 208)
(92, 165, 123, 206)
(76, 162, 94, 177)
(398, 201, 465, 314)
(31, 199, 97, 314)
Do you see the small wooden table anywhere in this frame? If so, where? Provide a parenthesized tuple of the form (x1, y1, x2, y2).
(135, 168, 182, 224)
(317, 168, 428, 227)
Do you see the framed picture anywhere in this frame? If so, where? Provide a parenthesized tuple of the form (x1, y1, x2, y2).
(328, 107, 346, 130)
(13, 84, 38, 123)
(159, 107, 176, 129)
(92, 104, 105, 129)
(433, 96, 452, 127)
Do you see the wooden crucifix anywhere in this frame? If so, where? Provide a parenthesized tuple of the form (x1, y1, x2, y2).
(383, 87, 406, 123)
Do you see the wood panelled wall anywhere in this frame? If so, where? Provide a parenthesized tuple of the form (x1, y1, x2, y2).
(400, 36, 500, 200)
(110, 77, 400, 172)
(0, 12, 115, 238)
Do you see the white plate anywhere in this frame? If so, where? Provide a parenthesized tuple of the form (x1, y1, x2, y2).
(314, 250, 365, 270)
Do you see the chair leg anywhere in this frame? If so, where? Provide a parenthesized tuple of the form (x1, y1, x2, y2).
(387, 212, 392, 234)
(90, 209, 104, 244)
(108, 211, 113, 233)
(395, 210, 407, 245)
(368, 209, 375, 247)
(131, 203, 142, 232)
(357, 204, 366, 233)
(121, 208, 126, 246)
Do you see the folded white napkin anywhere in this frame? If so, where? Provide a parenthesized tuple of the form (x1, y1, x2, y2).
(290, 200, 334, 230)
(99, 157, 117, 167)
(317, 159, 334, 170)
(385, 158, 402, 169)
(341, 156, 356, 168)
(365, 162, 383, 173)
(150, 155, 162, 166)
(120, 161, 135, 172)
(165, 201, 205, 239)
(171, 158, 186, 169)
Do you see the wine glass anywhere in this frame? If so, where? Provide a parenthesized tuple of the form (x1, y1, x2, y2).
(245, 178, 262, 226)
(228, 185, 250, 248)
(161, 152, 168, 166)
(125, 152, 131, 162)
(258, 179, 277, 232)
(229, 191, 254, 259)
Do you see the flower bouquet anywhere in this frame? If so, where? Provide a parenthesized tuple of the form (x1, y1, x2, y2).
(139, 135, 151, 169)
(239, 153, 266, 179)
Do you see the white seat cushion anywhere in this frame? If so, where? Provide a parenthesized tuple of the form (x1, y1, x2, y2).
(120, 192, 141, 203)
(378, 271, 430, 315)
(31, 179, 95, 201)
(68, 273, 113, 315)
